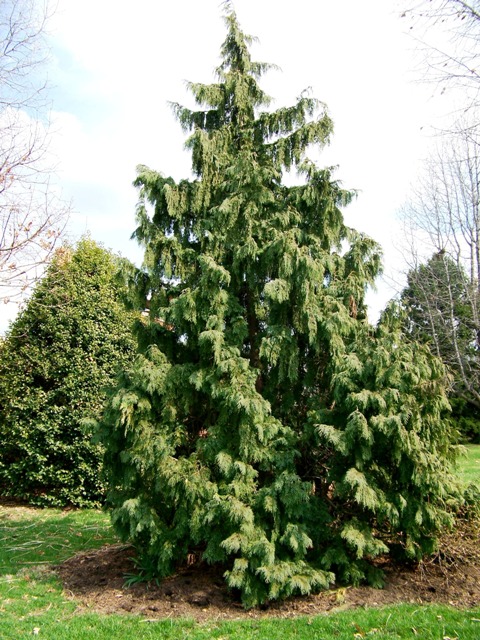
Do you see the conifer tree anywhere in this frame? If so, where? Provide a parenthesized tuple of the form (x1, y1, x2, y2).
(401, 252, 480, 441)
(100, 7, 461, 607)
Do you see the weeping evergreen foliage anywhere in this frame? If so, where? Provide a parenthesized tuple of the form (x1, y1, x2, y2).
(99, 9, 461, 607)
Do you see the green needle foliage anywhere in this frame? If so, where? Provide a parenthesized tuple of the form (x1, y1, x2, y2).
(0, 238, 137, 507)
(99, 7, 461, 607)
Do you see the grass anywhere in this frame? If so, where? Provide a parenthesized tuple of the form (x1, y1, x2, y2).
(0, 505, 117, 573)
(0, 446, 479, 639)
(457, 443, 480, 487)
(0, 603, 479, 639)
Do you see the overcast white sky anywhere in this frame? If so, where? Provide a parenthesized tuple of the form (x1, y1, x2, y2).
(1, 0, 456, 331)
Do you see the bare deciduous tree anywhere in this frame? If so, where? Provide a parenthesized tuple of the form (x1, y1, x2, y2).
(0, 0, 68, 305)
(399, 124, 480, 410)
(400, 0, 480, 104)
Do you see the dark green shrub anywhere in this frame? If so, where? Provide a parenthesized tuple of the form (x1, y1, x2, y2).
(0, 237, 136, 507)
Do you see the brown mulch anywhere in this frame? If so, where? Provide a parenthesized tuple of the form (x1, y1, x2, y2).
(56, 518, 480, 621)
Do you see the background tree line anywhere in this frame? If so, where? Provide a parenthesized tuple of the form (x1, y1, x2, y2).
(398, 0, 480, 441)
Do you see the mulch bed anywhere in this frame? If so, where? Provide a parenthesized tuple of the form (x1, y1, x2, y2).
(56, 518, 480, 621)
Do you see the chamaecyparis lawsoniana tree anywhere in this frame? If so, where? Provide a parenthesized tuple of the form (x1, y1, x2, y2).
(99, 8, 461, 607)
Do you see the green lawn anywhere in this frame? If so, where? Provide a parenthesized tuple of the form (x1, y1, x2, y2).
(1, 466, 480, 640)
(0, 505, 117, 573)
(0, 601, 479, 640)
(457, 444, 480, 487)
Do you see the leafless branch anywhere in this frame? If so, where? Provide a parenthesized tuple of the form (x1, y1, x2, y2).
(399, 0, 480, 118)
(398, 123, 480, 408)
(0, 0, 68, 306)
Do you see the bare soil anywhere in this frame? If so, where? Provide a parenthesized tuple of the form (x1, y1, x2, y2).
(56, 518, 480, 621)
